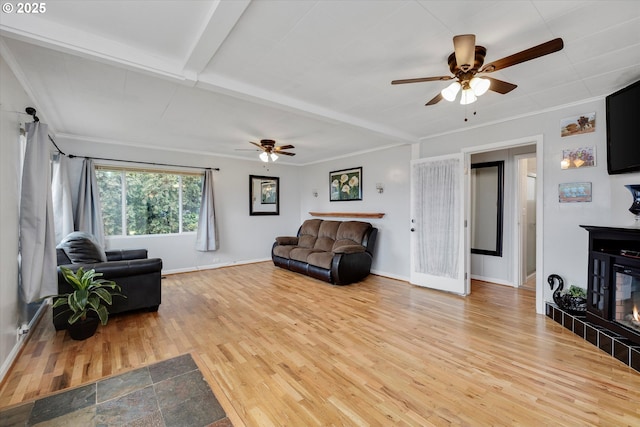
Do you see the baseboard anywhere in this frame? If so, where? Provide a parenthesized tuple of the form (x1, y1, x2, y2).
(162, 258, 271, 275)
(0, 301, 48, 384)
(470, 275, 515, 287)
(370, 269, 410, 283)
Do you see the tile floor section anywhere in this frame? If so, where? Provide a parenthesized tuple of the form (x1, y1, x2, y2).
(0, 353, 233, 427)
(546, 302, 640, 373)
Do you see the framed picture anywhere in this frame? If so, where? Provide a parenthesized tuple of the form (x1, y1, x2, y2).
(559, 182, 592, 203)
(249, 175, 279, 215)
(560, 112, 596, 137)
(261, 181, 276, 204)
(561, 146, 596, 169)
(330, 167, 362, 201)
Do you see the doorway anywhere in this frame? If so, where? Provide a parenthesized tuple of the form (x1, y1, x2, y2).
(516, 155, 537, 290)
(464, 137, 543, 312)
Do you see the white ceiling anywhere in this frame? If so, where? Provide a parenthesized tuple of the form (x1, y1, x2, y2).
(1, 0, 639, 165)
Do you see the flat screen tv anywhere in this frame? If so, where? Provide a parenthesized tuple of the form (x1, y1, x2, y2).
(606, 79, 640, 175)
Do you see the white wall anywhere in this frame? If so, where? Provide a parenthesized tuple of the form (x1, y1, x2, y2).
(61, 139, 412, 279)
(299, 145, 412, 280)
(58, 138, 302, 273)
(419, 99, 640, 307)
(0, 56, 29, 380)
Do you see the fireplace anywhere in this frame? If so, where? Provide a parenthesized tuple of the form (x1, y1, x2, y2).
(613, 265, 640, 333)
(581, 225, 640, 346)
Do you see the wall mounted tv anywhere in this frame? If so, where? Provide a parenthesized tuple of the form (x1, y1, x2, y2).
(606, 79, 640, 175)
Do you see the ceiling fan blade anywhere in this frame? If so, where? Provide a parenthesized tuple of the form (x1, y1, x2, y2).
(453, 34, 476, 71)
(249, 141, 266, 151)
(274, 145, 295, 151)
(391, 76, 453, 85)
(425, 93, 443, 106)
(480, 38, 564, 73)
(484, 77, 517, 94)
(277, 151, 296, 156)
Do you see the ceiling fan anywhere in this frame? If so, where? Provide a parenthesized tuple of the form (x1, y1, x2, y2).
(391, 35, 564, 106)
(246, 139, 295, 162)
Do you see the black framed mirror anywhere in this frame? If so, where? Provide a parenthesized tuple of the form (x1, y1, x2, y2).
(470, 161, 504, 256)
(249, 175, 279, 216)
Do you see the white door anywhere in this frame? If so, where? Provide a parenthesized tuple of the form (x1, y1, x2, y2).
(410, 153, 467, 294)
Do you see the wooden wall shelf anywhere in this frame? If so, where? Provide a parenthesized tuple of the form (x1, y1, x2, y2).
(309, 212, 385, 219)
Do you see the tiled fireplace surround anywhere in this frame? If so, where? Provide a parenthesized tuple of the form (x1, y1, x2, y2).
(546, 302, 640, 373)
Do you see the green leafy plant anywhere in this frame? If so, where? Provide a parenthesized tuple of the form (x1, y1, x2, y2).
(567, 285, 587, 298)
(51, 266, 125, 326)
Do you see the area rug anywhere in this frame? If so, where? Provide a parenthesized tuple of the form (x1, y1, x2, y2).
(0, 353, 233, 427)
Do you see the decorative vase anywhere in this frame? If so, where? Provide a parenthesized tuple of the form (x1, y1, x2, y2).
(68, 317, 99, 340)
(624, 185, 640, 219)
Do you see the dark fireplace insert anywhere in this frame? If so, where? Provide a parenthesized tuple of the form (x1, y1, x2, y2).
(581, 225, 640, 346)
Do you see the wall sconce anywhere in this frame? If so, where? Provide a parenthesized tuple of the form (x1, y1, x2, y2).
(312, 189, 318, 197)
(376, 183, 384, 194)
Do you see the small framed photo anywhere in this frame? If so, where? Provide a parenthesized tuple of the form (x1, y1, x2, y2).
(330, 167, 362, 201)
(561, 146, 596, 169)
(561, 112, 595, 137)
(261, 180, 276, 204)
(559, 182, 592, 203)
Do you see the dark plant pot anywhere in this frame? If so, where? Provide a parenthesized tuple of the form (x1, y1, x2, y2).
(68, 317, 99, 340)
(561, 295, 587, 316)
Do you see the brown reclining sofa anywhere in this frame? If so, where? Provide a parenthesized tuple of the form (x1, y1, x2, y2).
(271, 219, 377, 285)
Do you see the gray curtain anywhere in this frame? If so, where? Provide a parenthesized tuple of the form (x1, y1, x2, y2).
(195, 168, 218, 251)
(52, 154, 74, 244)
(76, 158, 105, 247)
(19, 121, 57, 303)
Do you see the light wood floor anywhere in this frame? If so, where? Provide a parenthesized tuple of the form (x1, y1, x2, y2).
(2, 263, 640, 426)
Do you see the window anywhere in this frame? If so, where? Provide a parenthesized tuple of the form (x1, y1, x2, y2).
(96, 167, 203, 236)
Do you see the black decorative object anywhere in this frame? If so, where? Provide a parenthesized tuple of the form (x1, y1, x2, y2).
(67, 317, 99, 341)
(624, 185, 640, 219)
(25, 107, 39, 122)
(548, 274, 586, 316)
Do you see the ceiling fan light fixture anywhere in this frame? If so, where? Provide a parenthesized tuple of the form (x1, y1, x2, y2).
(270, 153, 278, 162)
(470, 77, 490, 96)
(441, 81, 461, 102)
(460, 88, 477, 105)
(259, 152, 269, 162)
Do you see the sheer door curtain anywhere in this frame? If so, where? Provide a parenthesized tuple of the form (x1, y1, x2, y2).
(412, 158, 460, 279)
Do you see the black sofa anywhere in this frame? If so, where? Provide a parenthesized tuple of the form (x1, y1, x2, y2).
(272, 219, 377, 285)
(53, 232, 163, 330)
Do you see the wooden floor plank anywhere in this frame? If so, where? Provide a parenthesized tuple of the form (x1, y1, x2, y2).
(1, 262, 639, 425)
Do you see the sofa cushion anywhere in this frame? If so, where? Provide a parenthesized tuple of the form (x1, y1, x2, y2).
(273, 244, 296, 259)
(298, 219, 322, 248)
(307, 251, 334, 270)
(313, 220, 340, 252)
(290, 247, 323, 263)
(57, 231, 107, 264)
(332, 221, 371, 251)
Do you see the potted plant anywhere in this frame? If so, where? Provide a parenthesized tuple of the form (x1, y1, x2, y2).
(49, 266, 125, 340)
(564, 285, 587, 315)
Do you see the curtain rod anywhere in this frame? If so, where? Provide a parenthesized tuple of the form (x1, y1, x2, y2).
(25, 107, 219, 171)
(67, 154, 220, 171)
(23, 107, 67, 155)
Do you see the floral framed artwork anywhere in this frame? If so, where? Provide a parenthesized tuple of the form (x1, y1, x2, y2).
(330, 167, 362, 201)
(561, 146, 596, 169)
